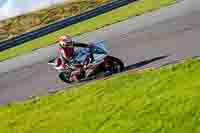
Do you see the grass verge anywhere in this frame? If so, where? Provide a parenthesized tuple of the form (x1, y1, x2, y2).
(0, 58, 200, 132)
(0, 0, 176, 61)
(0, 0, 110, 41)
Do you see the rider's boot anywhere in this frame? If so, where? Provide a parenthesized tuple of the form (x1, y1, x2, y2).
(70, 68, 81, 82)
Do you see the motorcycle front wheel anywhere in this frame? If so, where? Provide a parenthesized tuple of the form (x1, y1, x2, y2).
(58, 72, 71, 83)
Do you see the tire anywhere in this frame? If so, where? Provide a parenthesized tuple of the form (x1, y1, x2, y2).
(58, 72, 71, 83)
(85, 56, 124, 80)
(112, 57, 124, 73)
(104, 56, 124, 74)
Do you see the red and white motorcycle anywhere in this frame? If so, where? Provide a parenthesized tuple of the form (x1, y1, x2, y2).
(48, 41, 124, 83)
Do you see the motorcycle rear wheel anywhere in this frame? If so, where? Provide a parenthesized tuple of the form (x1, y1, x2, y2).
(85, 56, 124, 80)
(104, 56, 124, 74)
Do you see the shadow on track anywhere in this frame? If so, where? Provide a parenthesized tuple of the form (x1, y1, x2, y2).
(125, 55, 169, 71)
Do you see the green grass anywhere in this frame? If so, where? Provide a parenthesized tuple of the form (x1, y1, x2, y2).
(0, 58, 200, 132)
(0, 0, 176, 61)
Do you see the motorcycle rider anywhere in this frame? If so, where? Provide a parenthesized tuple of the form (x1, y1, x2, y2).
(55, 35, 94, 82)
